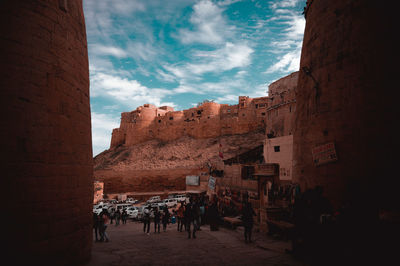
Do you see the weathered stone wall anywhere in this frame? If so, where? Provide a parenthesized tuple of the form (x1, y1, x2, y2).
(266, 72, 297, 137)
(110, 97, 269, 148)
(94, 168, 197, 194)
(293, 0, 397, 210)
(1, 0, 92, 264)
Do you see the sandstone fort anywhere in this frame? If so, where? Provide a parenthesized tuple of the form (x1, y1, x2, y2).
(2, 0, 398, 265)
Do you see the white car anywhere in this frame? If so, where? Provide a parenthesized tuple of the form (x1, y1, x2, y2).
(173, 195, 187, 202)
(126, 198, 138, 204)
(126, 206, 139, 219)
(163, 198, 177, 208)
(93, 206, 103, 215)
(147, 196, 161, 204)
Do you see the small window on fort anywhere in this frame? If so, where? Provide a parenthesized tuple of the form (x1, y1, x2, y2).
(289, 106, 292, 112)
(255, 104, 258, 108)
(158, 120, 161, 123)
(197, 110, 202, 115)
(259, 103, 265, 108)
(227, 109, 231, 113)
(158, 114, 161, 116)
(192, 113, 194, 117)
(242, 113, 245, 116)
(274, 146, 280, 152)
(169, 117, 173, 120)
(261, 112, 266, 116)
(241, 103, 244, 107)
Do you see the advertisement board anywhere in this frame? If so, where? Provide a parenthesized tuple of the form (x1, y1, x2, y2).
(186, 175, 200, 186)
(312, 142, 338, 166)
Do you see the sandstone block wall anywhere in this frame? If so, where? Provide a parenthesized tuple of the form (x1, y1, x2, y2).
(110, 97, 269, 148)
(293, 0, 397, 210)
(266, 72, 298, 137)
(1, 1, 93, 264)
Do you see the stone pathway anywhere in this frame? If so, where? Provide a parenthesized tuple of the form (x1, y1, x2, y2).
(86, 220, 303, 266)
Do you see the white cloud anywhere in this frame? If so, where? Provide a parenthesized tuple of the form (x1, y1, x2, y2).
(265, 42, 302, 73)
(90, 44, 127, 58)
(264, 5, 305, 74)
(164, 42, 253, 79)
(126, 41, 159, 62)
(217, 0, 242, 6)
(215, 94, 238, 103)
(270, 0, 302, 10)
(90, 71, 173, 109)
(91, 112, 120, 156)
(179, 0, 234, 45)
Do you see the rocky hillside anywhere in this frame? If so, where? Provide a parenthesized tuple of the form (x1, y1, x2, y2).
(94, 130, 265, 171)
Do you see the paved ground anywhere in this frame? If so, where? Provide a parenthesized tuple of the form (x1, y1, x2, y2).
(86, 220, 304, 266)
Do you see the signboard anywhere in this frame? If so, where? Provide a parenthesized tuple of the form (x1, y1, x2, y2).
(312, 142, 338, 166)
(186, 175, 200, 186)
(255, 163, 278, 176)
(208, 176, 216, 190)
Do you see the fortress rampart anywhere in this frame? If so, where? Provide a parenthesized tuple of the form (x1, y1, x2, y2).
(110, 73, 299, 148)
(111, 97, 266, 147)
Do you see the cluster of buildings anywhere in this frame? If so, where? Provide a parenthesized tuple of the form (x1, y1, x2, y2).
(104, 71, 299, 232)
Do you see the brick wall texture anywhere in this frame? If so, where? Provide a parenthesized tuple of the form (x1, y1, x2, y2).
(293, 0, 397, 210)
(0, 0, 93, 264)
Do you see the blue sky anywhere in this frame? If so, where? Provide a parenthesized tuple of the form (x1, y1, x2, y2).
(83, 0, 306, 156)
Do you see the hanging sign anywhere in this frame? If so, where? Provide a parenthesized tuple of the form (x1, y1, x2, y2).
(312, 142, 338, 166)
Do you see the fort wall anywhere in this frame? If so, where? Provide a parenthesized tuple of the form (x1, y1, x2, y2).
(110, 97, 271, 148)
(293, 0, 397, 211)
(1, 0, 92, 264)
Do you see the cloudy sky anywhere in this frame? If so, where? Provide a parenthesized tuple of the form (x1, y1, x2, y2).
(83, 0, 306, 156)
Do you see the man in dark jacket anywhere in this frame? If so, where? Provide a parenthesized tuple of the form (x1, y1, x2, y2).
(184, 198, 197, 239)
(242, 201, 256, 243)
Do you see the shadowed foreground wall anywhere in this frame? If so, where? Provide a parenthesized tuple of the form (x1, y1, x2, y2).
(0, 0, 93, 264)
(293, 1, 398, 263)
(293, 0, 397, 210)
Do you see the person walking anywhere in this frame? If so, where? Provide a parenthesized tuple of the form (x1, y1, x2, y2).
(121, 209, 127, 224)
(93, 212, 100, 242)
(193, 200, 201, 231)
(99, 209, 110, 242)
(110, 209, 115, 224)
(177, 203, 185, 232)
(162, 207, 170, 232)
(143, 206, 151, 235)
(115, 209, 121, 226)
(242, 201, 256, 243)
(154, 208, 161, 233)
(208, 200, 220, 231)
(184, 199, 197, 239)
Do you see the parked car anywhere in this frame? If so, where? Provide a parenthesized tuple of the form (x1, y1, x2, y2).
(126, 206, 139, 219)
(136, 205, 147, 220)
(116, 203, 132, 211)
(173, 195, 187, 202)
(163, 198, 177, 208)
(93, 206, 103, 215)
(126, 198, 138, 204)
(150, 201, 166, 209)
(147, 196, 161, 204)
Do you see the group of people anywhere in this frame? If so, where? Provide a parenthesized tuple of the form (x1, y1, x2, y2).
(93, 195, 257, 244)
(109, 208, 128, 225)
(142, 206, 171, 235)
(93, 209, 111, 242)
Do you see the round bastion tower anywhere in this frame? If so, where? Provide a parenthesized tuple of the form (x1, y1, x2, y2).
(1, 0, 93, 264)
(125, 104, 159, 145)
(293, 1, 397, 213)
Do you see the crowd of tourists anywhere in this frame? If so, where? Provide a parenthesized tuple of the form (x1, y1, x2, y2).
(93, 195, 257, 243)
